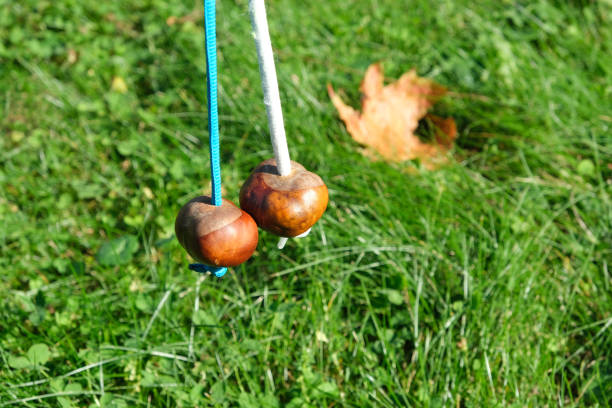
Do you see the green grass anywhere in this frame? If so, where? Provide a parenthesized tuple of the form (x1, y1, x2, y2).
(1, 0, 611, 406)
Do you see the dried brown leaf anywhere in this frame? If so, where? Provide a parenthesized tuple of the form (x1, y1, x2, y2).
(328, 63, 457, 166)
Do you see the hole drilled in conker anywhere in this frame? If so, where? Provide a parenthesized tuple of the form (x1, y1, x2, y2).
(239, 159, 328, 237)
(175, 196, 259, 267)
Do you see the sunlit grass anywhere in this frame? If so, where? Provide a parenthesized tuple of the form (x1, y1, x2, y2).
(1, 0, 610, 406)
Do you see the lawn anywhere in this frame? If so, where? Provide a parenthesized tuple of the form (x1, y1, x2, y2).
(1, 0, 611, 406)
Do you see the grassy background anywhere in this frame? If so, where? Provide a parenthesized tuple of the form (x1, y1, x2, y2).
(1, 0, 611, 406)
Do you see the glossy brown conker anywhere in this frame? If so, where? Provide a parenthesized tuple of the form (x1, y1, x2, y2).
(239, 159, 328, 237)
(175, 196, 258, 267)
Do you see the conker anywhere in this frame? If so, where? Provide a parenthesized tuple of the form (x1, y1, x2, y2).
(239, 159, 328, 237)
(175, 196, 258, 267)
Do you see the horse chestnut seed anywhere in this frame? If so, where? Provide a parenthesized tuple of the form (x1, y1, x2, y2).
(175, 196, 258, 267)
(239, 159, 328, 237)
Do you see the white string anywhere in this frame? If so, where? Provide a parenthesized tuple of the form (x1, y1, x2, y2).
(277, 228, 311, 249)
(249, 0, 312, 249)
(248, 0, 291, 177)
(277, 237, 288, 249)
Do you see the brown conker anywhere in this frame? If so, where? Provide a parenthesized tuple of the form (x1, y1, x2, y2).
(239, 159, 328, 237)
(175, 196, 258, 267)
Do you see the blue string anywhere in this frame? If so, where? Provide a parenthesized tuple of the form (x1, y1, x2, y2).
(189, 263, 227, 278)
(204, 0, 222, 207)
(189, 0, 227, 278)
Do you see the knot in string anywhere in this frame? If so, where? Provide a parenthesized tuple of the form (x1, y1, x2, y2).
(189, 263, 227, 278)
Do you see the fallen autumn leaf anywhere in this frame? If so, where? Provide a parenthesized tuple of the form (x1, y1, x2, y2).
(328, 63, 457, 167)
